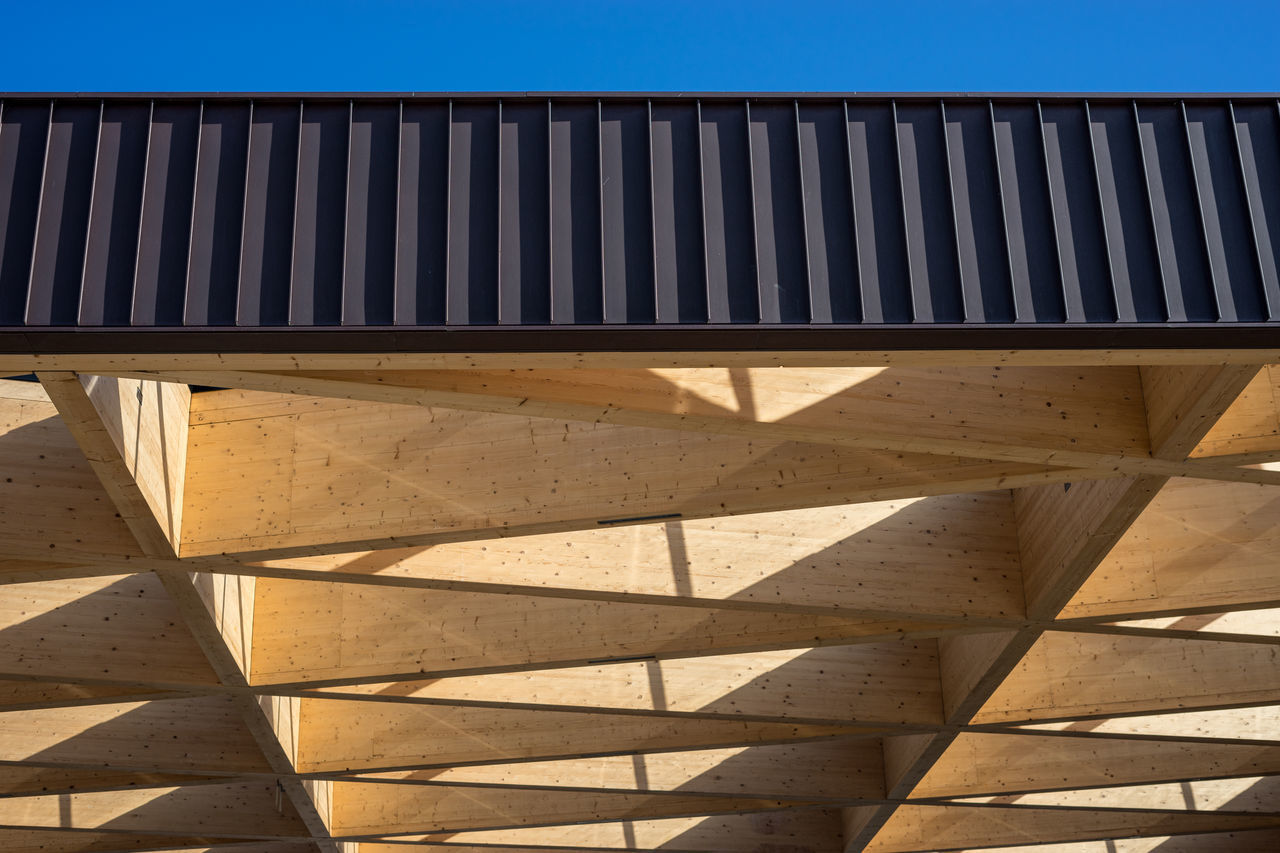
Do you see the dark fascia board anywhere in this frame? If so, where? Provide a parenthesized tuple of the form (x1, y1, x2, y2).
(3, 325, 1280, 355)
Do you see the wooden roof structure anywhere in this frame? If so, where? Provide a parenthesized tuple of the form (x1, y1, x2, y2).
(2, 94, 1280, 853)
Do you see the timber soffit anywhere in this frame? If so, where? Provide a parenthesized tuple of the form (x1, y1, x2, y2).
(1, 366, 1279, 852)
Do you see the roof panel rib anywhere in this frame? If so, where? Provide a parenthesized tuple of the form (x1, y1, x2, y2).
(1, 94, 1278, 353)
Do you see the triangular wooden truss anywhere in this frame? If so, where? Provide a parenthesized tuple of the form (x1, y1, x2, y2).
(2, 352, 1279, 852)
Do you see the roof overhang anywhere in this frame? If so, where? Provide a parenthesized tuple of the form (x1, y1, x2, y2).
(1, 93, 1279, 357)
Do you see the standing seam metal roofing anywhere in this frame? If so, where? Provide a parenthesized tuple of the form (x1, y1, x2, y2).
(1, 94, 1279, 351)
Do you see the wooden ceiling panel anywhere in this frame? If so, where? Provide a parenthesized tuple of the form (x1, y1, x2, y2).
(296, 696, 876, 774)
(911, 732, 1280, 798)
(179, 391, 1089, 558)
(0, 573, 220, 687)
(0, 829, 261, 853)
(0, 697, 274, 774)
(976, 631, 1280, 724)
(1, 358, 1275, 852)
(249, 576, 955, 685)
(0, 781, 310, 837)
(244, 490, 1027, 621)
(865, 804, 1280, 852)
(349, 739, 884, 800)
(361, 806, 846, 851)
(0, 381, 143, 561)
(303, 640, 943, 725)
(329, 779, 817, 836)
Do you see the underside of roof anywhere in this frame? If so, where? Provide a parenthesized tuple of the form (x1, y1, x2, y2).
(0, 93, 1279, 853)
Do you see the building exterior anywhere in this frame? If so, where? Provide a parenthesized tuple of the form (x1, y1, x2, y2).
(1, 93, 1279, 852)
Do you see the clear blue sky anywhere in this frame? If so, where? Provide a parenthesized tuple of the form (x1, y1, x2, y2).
(3, 1, 1278, 93)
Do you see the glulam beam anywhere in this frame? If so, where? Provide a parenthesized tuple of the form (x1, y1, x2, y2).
(0, 828, 274, 853)
(944, 775, 1280, 813)
(241, 490, 1027, 620)
(351, 739, 883, 800)
(330, 779, 815, 836)
(157, 572, 340, 853)
(0, 765, 222, 797)
(0, 381, 142, 562)
(1, 357, 1274, 852)
(1062, 477, 1280, 620)
(0, 697, 272, 774)
(357, 806, 846, 851)
(303, 640, 942, 725)
(850, 363, 1266, 853)
(920, 829, 1280, 852)
(178, 389, 1097, 559)
(127, 365, 1165, 468)
(297, 696, 872, 773)
(0, 781, 310, 839)
(0, 574, 219, 687)
(4, 347, 1280, 374)
(911, 732, 1280, 798)
(1013, 705, 1280, 744)
(1014, 364, 1261, 622)
(976, 631, 1280, 724)
(126, 366, 1280, 485)
(249, 576, 954, 686)
(864, 804, 1280, 852)
(36, 373, 189, 557)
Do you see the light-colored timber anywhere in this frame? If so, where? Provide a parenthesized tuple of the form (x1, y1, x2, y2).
(1, 355, 1277, 853)
(3, 347, 1280, 373)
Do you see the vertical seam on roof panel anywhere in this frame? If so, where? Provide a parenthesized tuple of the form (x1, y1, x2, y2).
(1228, 100, 1275, 321)
(641, 99, 658, 324)
(842, 99, 866, 324)
(79, 99, 105, 325)
(0, 103, 4, 267)
(23, 101, 55, 324)
(647, 99, 660, 320)
(339, 99, 353, 324)
(1180, 99, 1224, 321)
(987, 99, 1021, 322)
(743, 99, 763, 323)
(487, 99, 501, 324)
(1132, 99, 1173, 322)
(125, 100, 154, 327)
(181, 99, 205, 326)
(234, 101, 254, 325)
(495, 98, 505, 322)
(598, 99, 613, 323)
(939, 100, 972, 322)
(890, 99, 919, 322)
(75, 102, 103, 324)
(1035, 99, 1071, 323)
(696, 99, 712, 323)
(544, 99, 553, 322)
(597, 99, 609, 323)
(1274, 98, 1280, 316)
(1269, 98, 1280, 319)
(793, 99, 815, 323)
(391, 99, 403, 324)
(1084, 99, 1124, 322)
(545, 99, 554, 323)
(443, 99, 454, 325)
(286, 100, 304, 326)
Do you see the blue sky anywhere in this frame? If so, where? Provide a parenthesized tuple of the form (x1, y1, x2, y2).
(3, 1, 1278, 93)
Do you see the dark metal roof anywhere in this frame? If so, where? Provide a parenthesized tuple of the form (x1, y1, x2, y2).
(2, 94, 1279, 352)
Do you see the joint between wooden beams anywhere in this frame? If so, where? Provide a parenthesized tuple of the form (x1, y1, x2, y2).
(36, 371, 189, 558)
